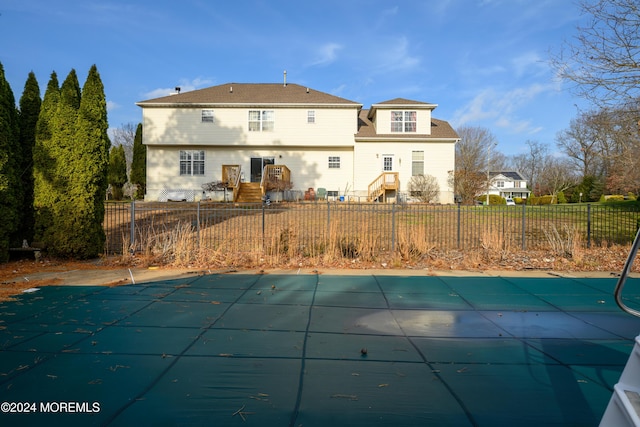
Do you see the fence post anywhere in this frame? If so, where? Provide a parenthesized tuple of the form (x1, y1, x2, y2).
(130, 201, 136, 253)
(262, 203, 266, 251)
(196, 201, 201, 249)
(521, 202, 526, 250)
(457, 203, 461, 249)
(326, 201, 331, 244)
(391, 203, 396, 254)
(587, 204, 591, 248)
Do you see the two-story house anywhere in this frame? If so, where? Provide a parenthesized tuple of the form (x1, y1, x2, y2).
(487, 171, 530, 200)
(136, 82, 459, 203)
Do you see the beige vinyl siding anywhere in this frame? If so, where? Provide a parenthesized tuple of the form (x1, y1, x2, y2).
(143, 106, 358, 147)
(353, 140, 455, 203)
(146, 146, 354, 198)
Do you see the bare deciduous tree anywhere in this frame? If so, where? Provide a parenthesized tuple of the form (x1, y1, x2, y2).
(448, 170, 486, 205)
(510, 140, 548, 196)
(538, 157, 578, 197)
(109, 122, 137, 169)
(453, 126, 500, 203)
(555, 111, 602, 177)
(455, 125, 498, 171)
(550, 0, 640, 111)
(556, 106, 640, 194)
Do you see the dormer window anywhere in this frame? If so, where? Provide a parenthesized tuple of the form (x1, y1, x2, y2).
(391, 111, 416, 132)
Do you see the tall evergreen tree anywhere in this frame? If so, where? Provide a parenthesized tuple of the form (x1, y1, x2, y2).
(130, 123, 146, 199)
(14, 72, 41, 246)
(41, 69, 81, 255)
(54, 65, 110, 258)
(36, 70, 81, 255)
(0, 63, 20, 261)
(48, 70, 82, 256)
(33, 72, 60, 244)
(108, 144, 127, 200)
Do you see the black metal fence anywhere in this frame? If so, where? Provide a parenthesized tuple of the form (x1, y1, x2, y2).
(103, 202, 640, 256)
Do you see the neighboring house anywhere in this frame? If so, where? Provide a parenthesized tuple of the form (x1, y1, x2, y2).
(486, 171, 530, 199)
(136, 82, 459, 203)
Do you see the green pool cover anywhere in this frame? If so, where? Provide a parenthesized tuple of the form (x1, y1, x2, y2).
(1, 273, 640, 426)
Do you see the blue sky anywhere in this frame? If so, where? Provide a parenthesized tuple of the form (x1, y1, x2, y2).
(1, 0, 587, 156)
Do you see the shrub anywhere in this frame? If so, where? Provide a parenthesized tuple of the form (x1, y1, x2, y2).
(408, 174, 440, 203)
(527, 195, 556, 205)
(604, 195, 625, 203)
(476, 194, 504, 205)
(557, 192, 567, 204)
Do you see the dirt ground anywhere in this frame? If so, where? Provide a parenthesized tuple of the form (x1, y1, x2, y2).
(1, 244, 636, 303)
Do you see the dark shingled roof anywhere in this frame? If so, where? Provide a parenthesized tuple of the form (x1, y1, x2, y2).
(374, 97, 436, 106)
(490, 171, 527, 181)
(356, 109, 459, 140)
(137, 83, 361, 106)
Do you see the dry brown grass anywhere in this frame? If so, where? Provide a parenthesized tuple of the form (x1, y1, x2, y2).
(104, 220, 638, 274)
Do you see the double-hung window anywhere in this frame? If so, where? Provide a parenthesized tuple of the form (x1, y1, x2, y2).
(411, 151, 424, 176)
(328, 156, 340, 169)
(201, 109, 214, 123)
(307, 110, 315, 124)
(248, 110, 275, 131)
(391, 111, 417, 132)
(180, 150, 205, 176)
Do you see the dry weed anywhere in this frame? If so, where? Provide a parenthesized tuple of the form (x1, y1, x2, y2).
(544, 224, 582, 259)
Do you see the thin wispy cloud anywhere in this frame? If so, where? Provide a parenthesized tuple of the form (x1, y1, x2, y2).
(452, 82, 552, 135)
(106, 100, 119, 112)
(308, 43, 343, 67)
(511, 51, 546, 78)
(370, 36, 420, 74)
(143, 77, 215, 99)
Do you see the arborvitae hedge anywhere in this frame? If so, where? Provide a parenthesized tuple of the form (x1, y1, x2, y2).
(33, 72, 60, 244)
(130, 123, 146, 199)
(0, 63, 20, 261)
(58, 65, 109, 258)
(15, 72, 41, 246)
(43, 70, 82, 256)
(108, 144, 127, 200)
(33, 66, 109, 258)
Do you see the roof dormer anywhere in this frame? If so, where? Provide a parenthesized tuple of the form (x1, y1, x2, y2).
(367, 98, 438, 135)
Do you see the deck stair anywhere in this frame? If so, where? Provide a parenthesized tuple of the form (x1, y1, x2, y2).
(235, 182, 262, 203)
(367, 172, 399, 202)
(600, 336, 640, 426)
(600, 227, 640, 426)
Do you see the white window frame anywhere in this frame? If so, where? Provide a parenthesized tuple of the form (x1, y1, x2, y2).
(179, 150, 205, 176)
(248, 110, 275, 131)
(391, 110, 417, 133)
(201, 109, 214, 123)
(411, 150, 424, 176)
(307, 110, 315, 124)
(328, 156, 340, 169)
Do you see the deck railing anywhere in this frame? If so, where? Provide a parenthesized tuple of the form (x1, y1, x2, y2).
(368, 172, 399, 202)
(261, 165, 292, 195)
